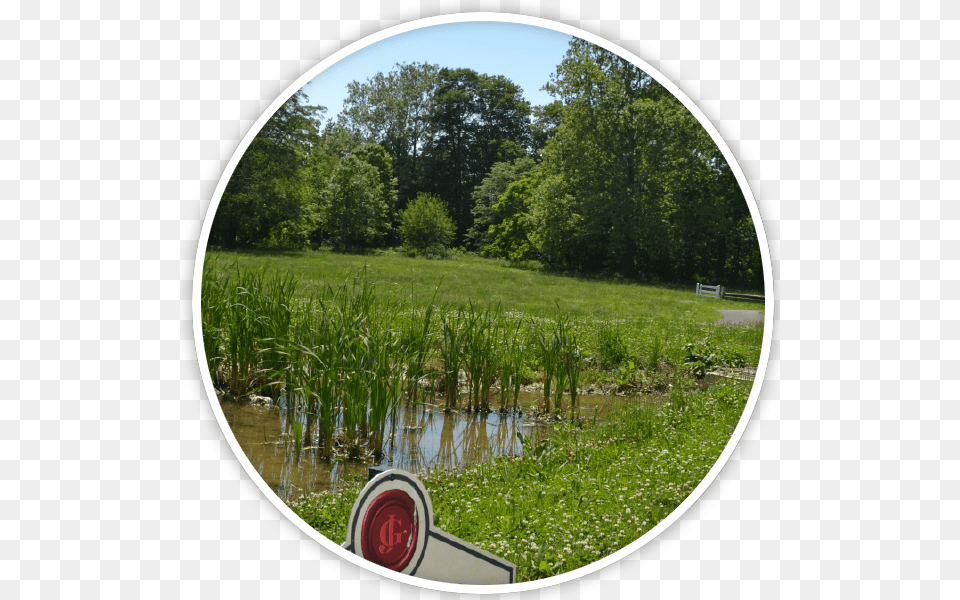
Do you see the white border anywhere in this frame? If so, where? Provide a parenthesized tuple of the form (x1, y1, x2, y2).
(191, 12, 775, 594)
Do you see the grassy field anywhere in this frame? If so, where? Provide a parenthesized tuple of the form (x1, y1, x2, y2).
(201, 249, 764, 582)
(205, 249, 760, 322)
(203, 249, 764, 375)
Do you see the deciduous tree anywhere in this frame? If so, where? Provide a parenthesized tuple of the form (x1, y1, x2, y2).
(316, 154, 389, 252)
(210, 90, 324, 248)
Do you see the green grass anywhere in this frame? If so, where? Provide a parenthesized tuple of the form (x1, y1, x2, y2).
(202, 249, 763, 583)
(204, 249, 764, 373)
(290, 378, 752, 583)
(205, 249, 760, 323)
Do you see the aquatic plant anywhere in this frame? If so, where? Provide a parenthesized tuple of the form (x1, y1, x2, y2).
(498, 317, 527, 412)
(440, 309, 466, 411)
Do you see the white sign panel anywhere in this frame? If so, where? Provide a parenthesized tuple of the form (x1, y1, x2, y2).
(342, 469, 516, 585)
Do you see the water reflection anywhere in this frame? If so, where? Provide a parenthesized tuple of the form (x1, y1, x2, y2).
(220, 399, 549, 501)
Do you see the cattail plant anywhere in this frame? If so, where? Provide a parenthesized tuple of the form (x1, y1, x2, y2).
(402, 290, 439, 405)
(223, 265, 265, 398)
(463, 303, 500, 413)
(440, 309, 466, 411)
(564, 326, 582, 420)
(497, 317, 527, 412)
(534, 323, 560, 415)
(552, 314, 570, 415)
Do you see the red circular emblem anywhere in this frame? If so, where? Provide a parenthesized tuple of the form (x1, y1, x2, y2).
(360, 489, 418, 571)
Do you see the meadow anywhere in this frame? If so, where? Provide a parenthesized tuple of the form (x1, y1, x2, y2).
(202, 250, 762, 399)
(200, 249, 764, 581)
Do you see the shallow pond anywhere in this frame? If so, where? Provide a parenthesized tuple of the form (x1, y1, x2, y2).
(220, 391, 633, 501)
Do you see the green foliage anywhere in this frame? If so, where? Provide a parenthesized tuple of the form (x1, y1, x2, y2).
(398, 192, 456, 256)
(484, 39, 762, 288)
(352, 142, 399, 221)
(614, 360, 639, 388)
(211, 90, 325, 249)
(467, 156, 537, 250)
(208, 42, 762, 289)
(683, 340, 747, 379)
(483, 174, 541, 261)
(340, 62, 439, 204)
(529, 100, 563, 155)
(291, 378, 752, 582)
(420, 67, 532, 241)
(594, 325, 630, 370)
(316, 154, 391, 252)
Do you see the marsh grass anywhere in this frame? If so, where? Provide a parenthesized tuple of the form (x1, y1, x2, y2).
(202, 250, 763, 553)
(204, 252, 763, 582)
(203, 264, 411, 461)
(200, 256, 228, 387)
(498, 318, 528, 412)
(202, 252, 763, 459)
(401, 287, 440, 406)
(440, 309, 467, 411)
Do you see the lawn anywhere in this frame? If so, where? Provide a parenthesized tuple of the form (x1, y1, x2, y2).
(204, 249, 759, 322)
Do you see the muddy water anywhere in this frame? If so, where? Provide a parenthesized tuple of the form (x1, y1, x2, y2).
(220, 391, 629, 501)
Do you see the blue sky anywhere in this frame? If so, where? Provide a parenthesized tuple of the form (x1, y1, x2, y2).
(300, 22, 574, 124)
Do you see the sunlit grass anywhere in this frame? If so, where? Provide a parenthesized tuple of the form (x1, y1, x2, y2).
(202, 250, 763, 583)
(206, 249, 761, 324)
(291, 378, 752, 583)
(206, 249, 764, 373)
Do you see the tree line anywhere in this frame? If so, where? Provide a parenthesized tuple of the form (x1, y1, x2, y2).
(209, 39, 762, 289)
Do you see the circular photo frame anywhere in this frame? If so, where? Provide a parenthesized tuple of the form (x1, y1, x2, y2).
(194, 12, 773, 593)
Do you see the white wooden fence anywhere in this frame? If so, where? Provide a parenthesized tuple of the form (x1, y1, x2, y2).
(696, 283, 724, 299)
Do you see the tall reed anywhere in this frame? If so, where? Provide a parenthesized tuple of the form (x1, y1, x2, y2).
(552, 314, 570, 415)
(203, 263, 413, 461)
(441, 309, 466, 411)
(564, 326, 582, 419)
(257, 270, 299, 400)
(402, 285, 440, 405)
(498, 317, 527, 412)
(534, 323, 560, 414)
(223, 265, 264, 398)
(200, 256, 228, 387)
(463, 303, 499, 413)
(533, 312, 583, 418)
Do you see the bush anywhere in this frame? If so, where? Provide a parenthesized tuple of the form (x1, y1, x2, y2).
(398, 192, 456, 256)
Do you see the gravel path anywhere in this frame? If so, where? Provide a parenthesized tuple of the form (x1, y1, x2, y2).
(718, 309, 764, 326)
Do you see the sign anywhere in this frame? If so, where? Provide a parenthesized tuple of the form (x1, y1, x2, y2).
(342, 468, 516, 585)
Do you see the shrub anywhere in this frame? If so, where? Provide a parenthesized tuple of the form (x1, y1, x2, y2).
(398, 192, 456, 256)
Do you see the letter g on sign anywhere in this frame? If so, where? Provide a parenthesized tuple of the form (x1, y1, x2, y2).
(361, 489, 418, 571)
